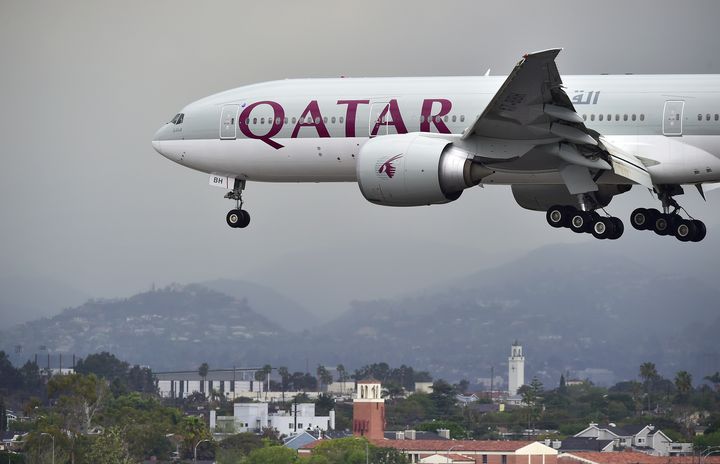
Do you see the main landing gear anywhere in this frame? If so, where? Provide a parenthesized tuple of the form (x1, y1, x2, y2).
(629, 186, 706, 242)
(546, 205, 624, 240)
(225, 179, 251, 229)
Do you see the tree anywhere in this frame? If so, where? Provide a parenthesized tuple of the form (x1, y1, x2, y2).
(456, 379, 470, 394)
(198, 362, 209, 391)
(308, 438, 409, 464)
(640, 362, 658, 386)
(705, 372, 720, 391)
(675, 371, 693, 401)
(316, 365, 333, 392)
(278, 367, 290, 391)
(0, 396, 6, 432)
(48, 373, 108, 435)
(336, 364, 348, 382)
(429, 380, 457, 417)
(84, 427, 133, 464)
(315, 393, 335, 417)
(247, 446, 299, 464)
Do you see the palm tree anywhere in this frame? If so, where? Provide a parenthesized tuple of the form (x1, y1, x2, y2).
(639, 362, 658, 385)
(198, 363, 209, 394)
(704, 372, 720, 391)
(336, 364, 349, 394)
(675, 371, 693, 401)
(316, 364, 329, 392)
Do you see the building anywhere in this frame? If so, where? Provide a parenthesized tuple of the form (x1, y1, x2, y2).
(415, 382, 434, 394)
(156, 369, 265, 399)
(559, 452, 720, 464)
(353, 379, 386, 440)
(573, 423, 693, 456)
(508, 341, 525, 396)
(300, 438, 558, 464)
(210, 402, 335, 437)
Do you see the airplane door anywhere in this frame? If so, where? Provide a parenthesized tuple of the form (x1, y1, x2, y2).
(368, 101, 389, 138)
(220, 104, 239, 139)
(663, 100, 684, 136)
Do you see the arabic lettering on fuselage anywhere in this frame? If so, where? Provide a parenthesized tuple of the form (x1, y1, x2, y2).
(237, 98, 453, 149)
(572, 90, 601, 105)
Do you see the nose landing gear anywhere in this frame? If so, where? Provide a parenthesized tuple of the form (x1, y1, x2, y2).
(225, 179, 251, 229)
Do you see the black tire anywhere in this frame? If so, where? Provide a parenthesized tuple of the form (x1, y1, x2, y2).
(237, 210, 251, 228)
(630, 208, 650, 230)
(653, 213, 672, 236)
(546, 205, 571, 228)
(691, 220, 707, 242)
(591, 217, 614, 240)
(609, 217, 624, 239)
(673, 219, 696, 242)
(226, 209, 242, 228)
(570, 211, 592, 234)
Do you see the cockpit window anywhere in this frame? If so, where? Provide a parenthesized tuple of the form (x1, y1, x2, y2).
(170, 113, 184, 125)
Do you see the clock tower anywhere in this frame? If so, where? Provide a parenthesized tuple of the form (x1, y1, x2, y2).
(353, 379, 385, 440)
(508, 341, 525, 396)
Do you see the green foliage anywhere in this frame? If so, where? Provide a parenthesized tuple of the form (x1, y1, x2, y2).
(694, 430, 720, 450)
(83, 427, 133, 464)
(246, 445, 299, 464)
(0, 451, 24, 464)
(308, 438, 409, 464)
(315, 393, 335, 416)
(674, 371, 693, 402)
(48, 373, 109, 435)
(429, 380, 457, 417)
(198, 362, 209, 379)
(74, 352, 155, 396)
(353, 363, 432, 391)
(219, 432, 263, 455)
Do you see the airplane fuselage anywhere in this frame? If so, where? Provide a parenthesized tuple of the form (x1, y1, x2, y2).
(153, 74, 720, 186)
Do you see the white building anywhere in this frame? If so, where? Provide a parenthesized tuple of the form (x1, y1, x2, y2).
(156, 370, 264, 399)
(574, 423, 693, 456)
(508, 341, 525, 396)
(211, 402, 335, 438)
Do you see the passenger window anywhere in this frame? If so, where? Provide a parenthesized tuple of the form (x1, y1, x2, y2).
(599, 114, 604, 121)
(640, 114, 645, 121)
(443, 115, 449, 122)
(623, 114, 628, 121)
(615, 114, 619, 121)
(590, 114, 595, 121)
(315, 117, 321, 124)
(284, 117, 288, 124)
(245, 118, 250, 125)
(607, 114, 611, 121)
(260, 117, 265, 124)
(275, 117, 281, 125)
(339, 116, 344, 123)
(291, 117, 296, 124)
(253, 118, 257, 124)
(460, 115, 465, 122)
(707, 114, 711, 121)
(716, 114, 719, 121)
(632, 114, 636, 121)
(582, 114, 587, 121)
(452, 115, 457, 122)
(331, 116, 336, 124)
(323, 117, 328, 123)
(698, 114, 703, 121)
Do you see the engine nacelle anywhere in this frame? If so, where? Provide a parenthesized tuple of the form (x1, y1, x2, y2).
(511, 184, 631, 211)
(356, 134, 487, 206)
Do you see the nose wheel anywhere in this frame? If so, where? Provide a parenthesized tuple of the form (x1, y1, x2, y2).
(224, 179, 251, 229)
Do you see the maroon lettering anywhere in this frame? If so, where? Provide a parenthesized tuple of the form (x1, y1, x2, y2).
(369, 99, 408, 136)
(238, 101, 285, 149)
(291, 100, 330, 138)
(420, 98, 452, 133)
(337, 99, 369, 137)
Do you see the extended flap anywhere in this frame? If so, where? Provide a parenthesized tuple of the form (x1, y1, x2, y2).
(599, 136, 653, 188)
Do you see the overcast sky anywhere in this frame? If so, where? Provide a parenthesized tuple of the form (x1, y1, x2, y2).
(2, 0, 720, 324)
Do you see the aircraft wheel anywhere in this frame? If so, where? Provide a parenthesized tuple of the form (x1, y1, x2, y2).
(674, 219, 696, 242)
(546, 205, 572, 228)
(653, 213, 672, 236)
(226, 209, 243, 228)
(630, 208, 651, 230)
(237, 210, 251, 228)
(570, 211, 592, 234)
(609, 217, 624, 240)
(691, 220, 706, 242)
(591, 217, 614, 240)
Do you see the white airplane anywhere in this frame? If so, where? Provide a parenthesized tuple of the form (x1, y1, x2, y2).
(152, 49, 720, 242)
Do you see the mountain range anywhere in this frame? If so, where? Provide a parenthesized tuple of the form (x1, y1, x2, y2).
(1, 244, 718, 387)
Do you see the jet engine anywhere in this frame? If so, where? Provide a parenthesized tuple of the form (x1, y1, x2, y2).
(356, 134, 488, 206)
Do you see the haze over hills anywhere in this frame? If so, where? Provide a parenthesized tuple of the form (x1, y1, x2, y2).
(1, 244, 718, 387)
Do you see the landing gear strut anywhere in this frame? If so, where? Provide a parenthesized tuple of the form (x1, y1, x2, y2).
(629, 186, 706, 242)
(225, 179, 251, 229)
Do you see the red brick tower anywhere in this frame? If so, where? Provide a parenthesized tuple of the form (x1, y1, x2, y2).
(352, 379, 385, 440)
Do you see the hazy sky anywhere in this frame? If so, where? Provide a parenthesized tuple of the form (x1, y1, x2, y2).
(2, 0, 720, 323)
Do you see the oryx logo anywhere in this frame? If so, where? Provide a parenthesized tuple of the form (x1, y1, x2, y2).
(378, 154, 403, 178)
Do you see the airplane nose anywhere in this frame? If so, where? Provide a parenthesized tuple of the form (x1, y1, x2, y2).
(152, 126, 166, 156)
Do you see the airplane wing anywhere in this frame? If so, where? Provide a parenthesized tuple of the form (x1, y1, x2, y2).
(463, 49, 652, 192)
